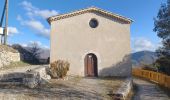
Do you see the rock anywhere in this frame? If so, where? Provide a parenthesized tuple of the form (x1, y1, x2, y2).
(30, 65, 51, 80)
(23, 72, 40, 88)
(24, 65, 51, 87)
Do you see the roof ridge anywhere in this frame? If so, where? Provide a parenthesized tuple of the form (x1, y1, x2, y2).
(47, 7, 133, 24)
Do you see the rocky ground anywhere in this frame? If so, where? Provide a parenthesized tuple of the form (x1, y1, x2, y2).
(0, 76, 124, 100)
(0, 65, 125, 100)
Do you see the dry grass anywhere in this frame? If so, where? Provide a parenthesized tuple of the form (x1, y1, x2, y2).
(50, 60, 70, 78)
(0, 61, 30, 70)
(0, 45, 18, 53)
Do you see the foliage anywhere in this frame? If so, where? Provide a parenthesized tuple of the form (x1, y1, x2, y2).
(154, 0, 170, 75)
(27, 42, 41, 64)
(154, 57, 170, 75)
(141, 63, 158, 72)
(12, 43, 41, 64)
(50, 60, 70, 78)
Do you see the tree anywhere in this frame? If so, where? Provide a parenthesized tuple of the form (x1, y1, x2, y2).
(12, 43, 41, 64)
(27, 42, 41, 64)
(154, 0, 170, 75)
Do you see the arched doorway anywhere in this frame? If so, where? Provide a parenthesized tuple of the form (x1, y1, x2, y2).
(84, 53, 98, 77)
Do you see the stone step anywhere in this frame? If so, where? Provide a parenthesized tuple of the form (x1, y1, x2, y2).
(0, 72, 26, 79)
(0, 72, 38, 88)
(0, 78, 23, 82)
(0, 72, 37, 80)
(0, 82, 21, 85)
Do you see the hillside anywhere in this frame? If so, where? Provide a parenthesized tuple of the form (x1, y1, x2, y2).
(131, 51, 158, 68)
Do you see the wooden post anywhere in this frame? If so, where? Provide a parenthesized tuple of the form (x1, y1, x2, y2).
(1, 35, 3, 44)
(4, 0, 8, 45)
(0, 35, 1, 44)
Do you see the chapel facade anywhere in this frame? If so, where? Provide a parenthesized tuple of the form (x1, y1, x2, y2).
(48, 7, 132, 77)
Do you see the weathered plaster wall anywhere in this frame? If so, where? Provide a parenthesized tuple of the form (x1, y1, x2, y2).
(50, 12, 131, 77)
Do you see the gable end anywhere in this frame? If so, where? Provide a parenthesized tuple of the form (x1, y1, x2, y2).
(47, 7, 133, 24)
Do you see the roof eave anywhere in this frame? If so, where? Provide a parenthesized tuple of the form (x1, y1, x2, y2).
(47, 7, 133, 24)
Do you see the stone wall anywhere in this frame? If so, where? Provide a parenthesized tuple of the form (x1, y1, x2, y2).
(0, 45, 20, 68)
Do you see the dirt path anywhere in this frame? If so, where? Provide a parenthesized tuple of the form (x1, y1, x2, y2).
(133, 78, 170, 100)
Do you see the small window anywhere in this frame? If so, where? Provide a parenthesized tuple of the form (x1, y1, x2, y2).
(89, 18, 98, 28)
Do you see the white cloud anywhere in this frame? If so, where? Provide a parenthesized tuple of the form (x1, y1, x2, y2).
(17, 15, 50, 38)
(16, 15, 23, 21)
(28, 41, 42, 47)
(20, 1, 59, 19)
(20, 1, 38, 12)
(21, 41, 49, 49)
(22, 20, 50, 38)
(8, 27, 19, 35)
(132, 37, 158, 52)
(20, 43, 27, 47)
(18, 1, 58, 38)
(35, 10, 59, 19)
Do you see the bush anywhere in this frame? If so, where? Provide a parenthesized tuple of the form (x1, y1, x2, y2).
(141, 64, 158, 72)
(154, 57, 170, 75)
(50, 60, 70, 78)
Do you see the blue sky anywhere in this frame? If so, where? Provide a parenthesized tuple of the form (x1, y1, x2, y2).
(0, 0, 167, 52)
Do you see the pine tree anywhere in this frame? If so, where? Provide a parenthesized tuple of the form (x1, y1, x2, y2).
(168, 0, 170, 8)
(154, 0, 170, 75)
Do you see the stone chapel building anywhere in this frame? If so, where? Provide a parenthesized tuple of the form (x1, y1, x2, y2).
(48, 7, 132, 77)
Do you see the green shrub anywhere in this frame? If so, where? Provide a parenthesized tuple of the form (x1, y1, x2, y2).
(141, 64, 158, 72)
(154, 57, 170, 75)
(50, 60, 70, 78)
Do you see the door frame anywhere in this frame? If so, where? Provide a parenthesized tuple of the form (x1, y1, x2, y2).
(84, 53, 98, 77)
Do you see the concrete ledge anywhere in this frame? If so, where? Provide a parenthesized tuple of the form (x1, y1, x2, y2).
(112, 77, 132, 100)
(0, 65, 51, 88)
(0, 72, 39, 88)
(0, 82, 22, 85)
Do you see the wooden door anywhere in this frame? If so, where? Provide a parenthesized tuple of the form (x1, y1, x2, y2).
(85, 54, 98, 77)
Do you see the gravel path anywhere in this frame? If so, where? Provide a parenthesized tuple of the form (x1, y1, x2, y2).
(133, 78, 170, 100)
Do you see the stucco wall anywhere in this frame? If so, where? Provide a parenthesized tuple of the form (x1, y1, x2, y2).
(50, 12, 131, 77)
